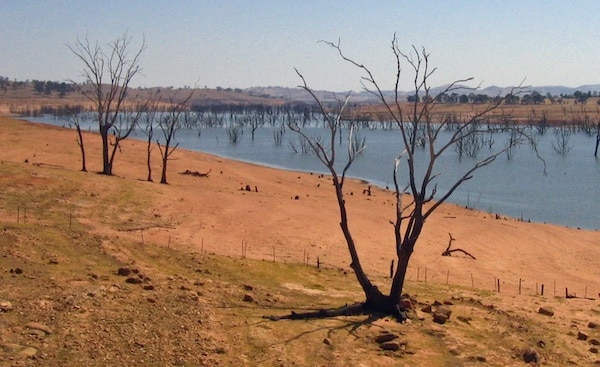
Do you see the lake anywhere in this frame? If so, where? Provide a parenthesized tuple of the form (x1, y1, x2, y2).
(25, 115, 600, 230)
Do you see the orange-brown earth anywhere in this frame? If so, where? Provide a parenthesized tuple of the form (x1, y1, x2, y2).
(1, 116, 599, 366)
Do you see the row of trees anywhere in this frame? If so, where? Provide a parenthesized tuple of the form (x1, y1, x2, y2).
(415, 90, 597, 105)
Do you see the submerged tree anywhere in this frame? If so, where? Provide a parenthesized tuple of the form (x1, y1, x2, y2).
(68, 33, 146, 175)
(286, 36, 541, 320)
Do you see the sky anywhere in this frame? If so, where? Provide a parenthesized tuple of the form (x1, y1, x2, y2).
(1, 1, 600, 92)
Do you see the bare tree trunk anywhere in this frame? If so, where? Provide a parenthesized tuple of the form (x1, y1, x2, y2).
(75, 124, 87, 172)
(100, 125, 112, 175)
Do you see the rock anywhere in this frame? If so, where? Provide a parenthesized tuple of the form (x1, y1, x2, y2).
(433, 313, 449, 324)
(591, 347, 599, 354)
(117, 267, 131, 276)
(523, 348, 538, 363)
(590, 339, 600, 346)
(589, 321, 600, 329)
(474, 356, 486, 362)
(18, 346, 38, 358)
(375, 333, 399, 344)
(323, 338, 332, 346)
(443, 300, 454, 305)
(457, 316, 471, 324)
(578, 331, 589, 341)
(242, 294, 254, 302)
(143, 285, 155, 291)
(379, 341, 401, 351)
(421, 304, 433, 313)
(24, 322, 52, 335)
(400, 298, 414, 310)
(0, 300, 13, 312)
(538, 306, 554, 316)
(125, 277, 142, 284)
(13, 268, 23, 274)
(435, 305, 452, 319)
(243, 284, 253, 291)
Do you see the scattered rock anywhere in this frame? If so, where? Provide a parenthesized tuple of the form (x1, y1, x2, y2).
(0, 300, 13, 312)
(591, 347, 599, 354)
(578, 331, 589, 341)
(435, 305, 452, 319)
(443, 300, 454, 306)
(125, 277, 142, 284)
(24, 322, 52, 335)
(379, 341, 401, 351)
(117, 267, 131, 276)
(457, 316, 471, 324)
(242, 294, 254, 302)
(143, 285, 155, 291)
(538, 306, 554, 317)
(421, 304, 433, 313)
(589, 321, 600, 329)
(433, 313, 449, 324)
(474, 356, 486, 362)
(323, 338, 332, 346)
(243, 284, 253, 291)
(375, 333, 399, 344)
(11, 268, 23, 274)
(18, 346, 38, 358)
(522, 348, 538, 363)
(591, 339, 600, 346)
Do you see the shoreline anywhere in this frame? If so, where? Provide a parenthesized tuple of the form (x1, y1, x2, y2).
(1, 116, 598, 298)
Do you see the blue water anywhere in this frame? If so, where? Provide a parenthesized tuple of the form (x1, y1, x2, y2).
(26, 116, 600, 230)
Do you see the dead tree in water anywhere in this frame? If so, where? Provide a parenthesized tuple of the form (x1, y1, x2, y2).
(441, 233, 476, 259)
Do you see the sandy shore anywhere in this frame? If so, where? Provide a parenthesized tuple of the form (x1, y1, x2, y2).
(1, 116, 599, 299)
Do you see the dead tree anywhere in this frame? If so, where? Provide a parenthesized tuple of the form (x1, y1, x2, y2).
(280, 35, 543, 321)
(68, 33, 146, 175)
(66, 107, 87, 172)
(441, 233, 476, 259)
(156, 91, 194, 184)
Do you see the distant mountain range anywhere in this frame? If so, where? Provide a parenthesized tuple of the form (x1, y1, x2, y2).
(246, 84, 600, 104)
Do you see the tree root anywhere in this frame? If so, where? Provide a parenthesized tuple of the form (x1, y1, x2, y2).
(264, 302, 407, 322)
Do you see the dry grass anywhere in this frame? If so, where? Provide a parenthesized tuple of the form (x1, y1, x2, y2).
(0, 117, 599, 366)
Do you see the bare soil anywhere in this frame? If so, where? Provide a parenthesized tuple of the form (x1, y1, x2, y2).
(1, 116, 599, 366)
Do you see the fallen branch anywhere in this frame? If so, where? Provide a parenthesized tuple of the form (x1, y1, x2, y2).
(441, 233, 476, 260)
(178, 168, 211, 177)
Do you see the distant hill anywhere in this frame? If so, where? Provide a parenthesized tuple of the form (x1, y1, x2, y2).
(248, 84, 600, 104)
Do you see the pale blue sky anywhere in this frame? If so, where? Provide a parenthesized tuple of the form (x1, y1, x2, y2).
(1, 1, 599, 91)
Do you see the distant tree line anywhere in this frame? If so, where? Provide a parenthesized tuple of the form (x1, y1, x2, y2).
(32, 80, 75, 97)
(411, 89, 599, 106)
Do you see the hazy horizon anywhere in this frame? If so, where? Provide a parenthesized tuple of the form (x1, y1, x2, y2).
(2, 1, 600, 92)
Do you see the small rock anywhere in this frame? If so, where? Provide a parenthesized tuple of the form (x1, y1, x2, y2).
(457, 316, 471, 324)
(24, 322, 52, 335)
(590, 339, 600, 346)
(243, 284, 254, 291)
(117, 267, 131, 276)
(323, 338, 332, 346)
(242, 294, 254, 302)
(443, 300, 454, 306)
(589, 321, 600, 329)
(578, 331, 589, 341)
(433, 313, 449, 324)
(18, 346, 38, 358)
(375, 333, 399, 344)
(146, 297, 157, 303)
(591, 347, 599, 354)
(215, 346, 226, 354)
(0, 300, 13, 312)
(142, 285, 155, 291)
(435, 305, 452, 319)
(538, 306, 554, 316)
(125, 277, 142, 284)
(48, 258, 59, 264)
(379, 341, 401, 351)
(421, 304, 433, 313)
(13, 268, 23, 274)
(475, 356, 486, 362)
(523, 348, 538, 363)
(400, 298, 414, 310)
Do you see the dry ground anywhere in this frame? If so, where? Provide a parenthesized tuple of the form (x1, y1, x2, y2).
(1, 116, 599, 366)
